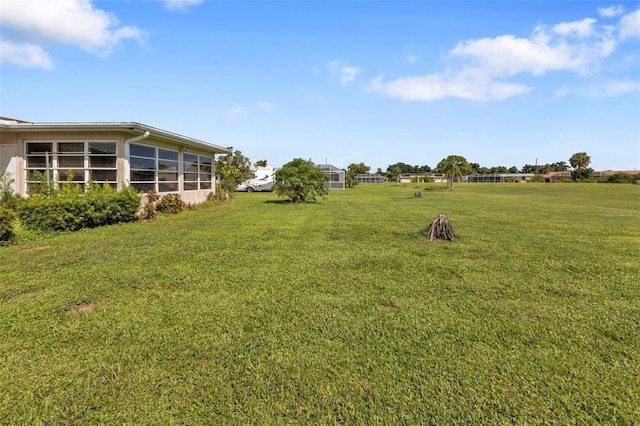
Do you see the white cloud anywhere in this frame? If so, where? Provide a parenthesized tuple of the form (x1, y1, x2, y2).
(164, 0, 205, 11)
(368, 72, 531, 102)
(0, 41, 53, 69)
(223, 106, 246, 123)
(551, 86, 569, 101)
(340, 66, 361, 86)
(256, 101, 277, 110)
(407, 54, 417, 64)
(451, 22, 616, 77)
(0, 0, 146, 68)
(604, 80, 640, 96)
(371, 13, 625, 102)
(552, 18, 597, 38)
(619, 9, 640, 39)
(599, 5, 625, 18)
(326, 60, 362, 86)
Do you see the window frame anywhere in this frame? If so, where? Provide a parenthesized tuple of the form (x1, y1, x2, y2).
(129, 143, 181, 193)
(24, 140, 118, 192)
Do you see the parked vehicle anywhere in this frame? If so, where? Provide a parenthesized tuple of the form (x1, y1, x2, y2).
(236, 166, 276, 192)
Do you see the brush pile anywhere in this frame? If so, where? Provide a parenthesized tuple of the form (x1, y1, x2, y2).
(425, 214, 456, 242)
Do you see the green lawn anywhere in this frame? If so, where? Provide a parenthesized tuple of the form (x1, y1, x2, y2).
(1, 183, 639, 424)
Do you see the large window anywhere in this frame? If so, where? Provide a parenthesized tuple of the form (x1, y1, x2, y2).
(129, 144, 180, 192)
(25, 141, 117, 191)
(183, 153, 212, 190)
(129, 144, 215, 193)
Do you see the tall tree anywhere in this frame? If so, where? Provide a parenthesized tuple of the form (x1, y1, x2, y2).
(386, 162, 413, 174)
(345, 162, 370, 188)
(216, 147, 252, 192)
(436, 155, 470, 190)
(274, 158, 328, 203)
(569, 152, 591, 170)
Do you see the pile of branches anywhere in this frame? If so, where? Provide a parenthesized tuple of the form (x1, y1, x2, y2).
(425, 214, 456, 242)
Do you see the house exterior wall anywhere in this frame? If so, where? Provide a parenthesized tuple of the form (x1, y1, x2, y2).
(1, 129, 221, 203)
(319, 164, 345, 190)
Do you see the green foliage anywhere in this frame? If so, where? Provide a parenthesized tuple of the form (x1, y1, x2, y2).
(345, 162, 370, 188)
(0, 206, 16, 243)
(0, 168, 15, 200)
(569, 152, 591, 170)
(18, 184, 140, 232)
(386, 162, 432, 174)
(436, 155, 471, 190)
(0, 169, 22, 211)
(156, 193, 186, 214)
(571, 167, 594, 181)
(531, 173, 546, 182)
(275, 158, 328, 203)
(27, 170, 52, 197)
(601, 172, 639, 183)
(216, 148, 252, 192)
(254, 160, 268, 167)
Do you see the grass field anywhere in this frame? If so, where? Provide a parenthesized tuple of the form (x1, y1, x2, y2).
(1, 183, 639, 424)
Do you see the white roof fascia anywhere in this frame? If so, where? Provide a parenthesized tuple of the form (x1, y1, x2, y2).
(1, 121, 231, 155)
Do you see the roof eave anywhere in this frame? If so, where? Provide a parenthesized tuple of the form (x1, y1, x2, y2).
(1, 121, 231, 155)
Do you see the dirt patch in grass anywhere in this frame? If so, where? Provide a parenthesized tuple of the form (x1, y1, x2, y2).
(66, 302, 97, 315)
(379, 301, 398, 311)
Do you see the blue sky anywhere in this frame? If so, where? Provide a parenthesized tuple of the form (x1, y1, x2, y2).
(1, 0, 639, 171)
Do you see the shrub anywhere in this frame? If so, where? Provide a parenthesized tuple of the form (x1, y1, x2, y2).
(18, 196, 87, 232)
(139, 190, 159, 220)
(0, 206, 16, 243)
(604, 172, 638, 184)
(18, 185, 140, 232)
(207, 190, 231, 203)
(156, 193, 185, 214)
(275, 158, 328, 203)
(83, 184, 140, 226)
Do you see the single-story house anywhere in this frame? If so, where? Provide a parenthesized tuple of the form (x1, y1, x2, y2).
(398, 173, 446, 183)
(355, 173, 387, 184)
(319, 164, 345, 189)
(465, 173, 535, 183)
(544, 170, 640, 182)
(0, 118, 230, 204)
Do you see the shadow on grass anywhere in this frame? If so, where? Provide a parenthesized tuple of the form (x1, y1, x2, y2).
(263, 200, 294, 204)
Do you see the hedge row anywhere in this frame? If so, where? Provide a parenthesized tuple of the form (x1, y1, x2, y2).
(17, 185, 140, 233)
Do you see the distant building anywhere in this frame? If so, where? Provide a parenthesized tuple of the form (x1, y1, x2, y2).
(545, 170, 640, 182)
(398, 173, 446, 183)
(465, 173, 534, 183)
(355, 173, 387, 183)
(319, 164, 345, 189)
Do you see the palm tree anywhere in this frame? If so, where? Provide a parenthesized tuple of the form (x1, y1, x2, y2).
(437, 155, 468, 190)
(569, 152, 591, 170)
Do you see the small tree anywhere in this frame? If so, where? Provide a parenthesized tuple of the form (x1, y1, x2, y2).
(255, 160, 268, 167)
(216, 147, 252, 192)
(275, 158, 328, 203)
(345, 162, 370, 188)
(436, 155, 470, 190)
